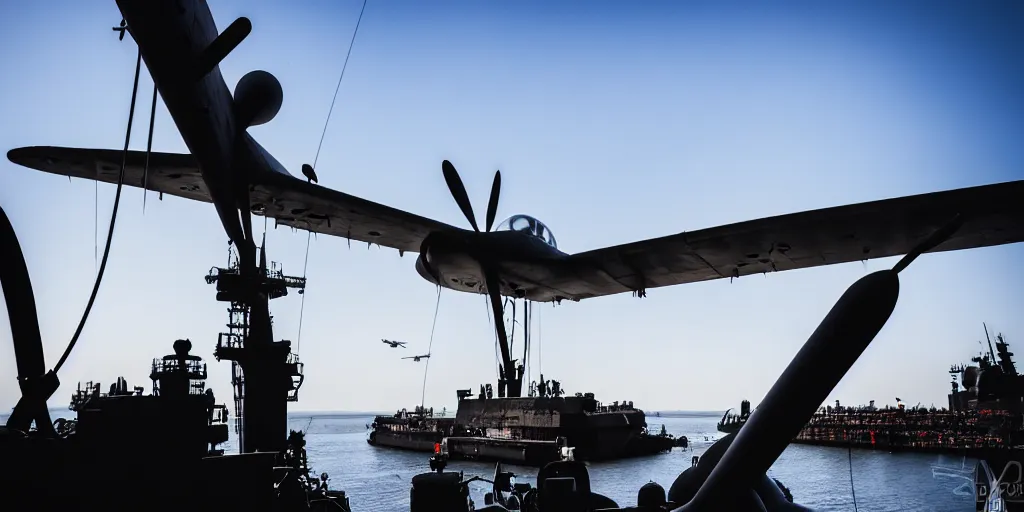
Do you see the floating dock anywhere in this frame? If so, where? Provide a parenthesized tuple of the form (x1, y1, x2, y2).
(726, 326, 1024, 458)
(368, 382, 676, 466)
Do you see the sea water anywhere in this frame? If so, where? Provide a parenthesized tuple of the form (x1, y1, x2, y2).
(261, 412, 977, 511)
(6, 410, 975, 510)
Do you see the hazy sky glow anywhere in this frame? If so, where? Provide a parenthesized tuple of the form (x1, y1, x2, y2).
(1, 0, 1022, 414)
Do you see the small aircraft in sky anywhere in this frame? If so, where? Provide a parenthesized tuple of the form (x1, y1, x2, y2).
(402, 354, 430, 362)
(6, 0, 1024, 399)
(381, 339, 407, 349)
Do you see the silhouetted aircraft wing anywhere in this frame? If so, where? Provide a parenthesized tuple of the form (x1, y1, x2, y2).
(250, 169, 455, 253)
(7, 146, 212, 203)
(8, 146, 456, 253)
(555, 180, 1024, 301)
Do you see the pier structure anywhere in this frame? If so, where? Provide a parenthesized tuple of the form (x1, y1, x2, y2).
(793, 404, 1012, 453)
(727, 327, 1024, 456)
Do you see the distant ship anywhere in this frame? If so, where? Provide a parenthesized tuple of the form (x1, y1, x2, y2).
(367, 405, 457, 452)
(368, 375, 675, 466)
(717, 400, 751, 434)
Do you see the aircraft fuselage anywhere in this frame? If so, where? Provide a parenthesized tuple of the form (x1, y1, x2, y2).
(113, 0, 308, 455)
(116, 0, 297, 258)
(415, 228, 573, 302)
(116, 0, 246, 246)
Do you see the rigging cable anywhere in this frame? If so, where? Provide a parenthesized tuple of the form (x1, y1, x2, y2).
(141, 83, 158, 213)
(56, 47, 148, 372)
(295, 231, 312, 354)
(94, 181, 98, 273)
(538, 303, 543, 376)
(295, 0, 368, 354)
(525, 301, 531, 392)
(848, 443, 859, 512)
(419, 286, 442, 408)
(311, 0, 368, 170)
(508, 299, 516, 355)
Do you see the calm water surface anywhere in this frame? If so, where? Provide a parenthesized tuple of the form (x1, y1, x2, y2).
(5, 410, 975, 510)
(210, 412, 976, 511)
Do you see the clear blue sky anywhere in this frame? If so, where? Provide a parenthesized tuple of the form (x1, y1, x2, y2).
(1, 0, 1022, 414)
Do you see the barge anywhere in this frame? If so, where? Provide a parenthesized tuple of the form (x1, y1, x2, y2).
(789, 325, 1024, 456)
(370, 291, 675, 465)
(369, 377, 675, 465)
(368, 405, 457, 452)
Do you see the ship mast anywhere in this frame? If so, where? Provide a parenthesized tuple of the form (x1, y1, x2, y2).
(984, 322, 998, 366)
(205, 240, 306, 453)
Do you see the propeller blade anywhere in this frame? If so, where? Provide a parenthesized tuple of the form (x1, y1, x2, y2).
(114, 19, 127, 41)
(259, 232, 267, 272)
(442, 160, 480, 232)
(484, 270, 516, 395)
(0, 206, 57, 436)
(485, 170, 501, 232)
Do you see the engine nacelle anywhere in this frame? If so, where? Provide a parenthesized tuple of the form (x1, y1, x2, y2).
(233, 70, 283, 128)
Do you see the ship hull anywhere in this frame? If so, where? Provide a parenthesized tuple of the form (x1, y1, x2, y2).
(444, 436, 562, 466)
(368, 396, 675, 465)
(366, 430, 560, 465)
(367, 429, 445, 452)
(368, 429, 675, 466)
(621, 432, 677, 459)
(717, 421, 744, 434)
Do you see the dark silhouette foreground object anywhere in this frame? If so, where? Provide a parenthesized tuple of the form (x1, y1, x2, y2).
(0, 206, 58, 437)
(0, 202, 352, 511)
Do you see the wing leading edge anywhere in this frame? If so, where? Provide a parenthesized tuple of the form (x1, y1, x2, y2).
(552, 180, 1024, 301)
(10, 146, 1023, 301)
(248, 169, 455, 253)
(6, 146, 456, 253)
